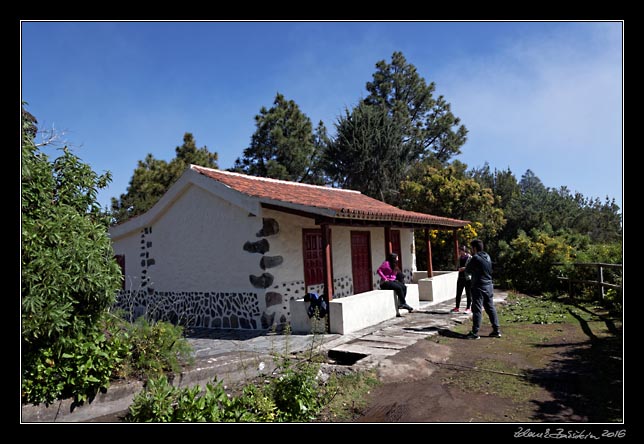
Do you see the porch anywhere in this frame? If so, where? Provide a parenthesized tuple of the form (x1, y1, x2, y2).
(290, 270, 459, 334)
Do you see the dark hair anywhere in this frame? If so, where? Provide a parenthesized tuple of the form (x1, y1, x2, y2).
(470, 239, 484, 252)
(387, 253, 398, 263)
(459, 245, 468, 252)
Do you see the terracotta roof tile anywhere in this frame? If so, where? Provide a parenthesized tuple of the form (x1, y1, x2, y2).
(191, 165, 469, 228)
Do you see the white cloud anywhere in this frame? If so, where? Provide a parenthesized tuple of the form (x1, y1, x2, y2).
(434, 23, 622, 202)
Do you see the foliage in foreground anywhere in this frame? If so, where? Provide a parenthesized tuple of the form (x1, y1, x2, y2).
(126, 375, 278, 422)
(21, 106, 124, 405)
(22, 312, 194, 406)
(126, 352, 334, 422)
(117, 316, 194, 379)
(22, 320, 130, 405)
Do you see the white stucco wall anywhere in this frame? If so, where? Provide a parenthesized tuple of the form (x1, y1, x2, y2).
(112, 184, 263, 293)
(260, 208, 318, 290)
(153, 185, 263, 292)
(112, 230, 145, 292)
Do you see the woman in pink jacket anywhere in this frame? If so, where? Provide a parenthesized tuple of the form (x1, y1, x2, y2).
(378, 253, 414, 316)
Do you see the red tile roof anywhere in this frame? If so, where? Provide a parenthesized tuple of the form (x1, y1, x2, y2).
(191, 165, 469, 228)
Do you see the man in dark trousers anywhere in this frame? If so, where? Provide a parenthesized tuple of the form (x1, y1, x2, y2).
(463, 239, 502, 339)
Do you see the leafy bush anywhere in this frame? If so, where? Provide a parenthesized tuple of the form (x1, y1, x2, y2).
(126, 375, 277, 422)
(21, 107, 124, 405)
(497, 229, 573, 294)
(22, 319, 130, 405)
(126, 351, 331, 422)
(270, 356, 328, 422)
(124, 317, 194, 379)
(571, 243, 622, 302)
(603, 288, 622, 313)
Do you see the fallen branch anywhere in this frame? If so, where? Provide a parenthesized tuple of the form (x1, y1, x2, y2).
(425, 359, 526, 378)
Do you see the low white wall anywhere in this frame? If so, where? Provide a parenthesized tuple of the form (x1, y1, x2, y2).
(290, 284, 419, 335)
(418, 271, 458, 303)
(412, 271, 428, 283)
(329, 290, 397, 335)
(289, 297, 328, 334)
(405, 284, 420, 309)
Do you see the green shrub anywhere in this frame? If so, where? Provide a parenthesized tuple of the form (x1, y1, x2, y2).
(498, 229, 573, 294)
(21, 320, 130, 405)
(21, 107, 124, 405)
(125, 375, 183, 422)
(571, 243, 622, 304)
(126, 350, 332, 422)
(603, 288, 622, 313)
(269, 356, 329, 422)
(125, 375, 278, 422)
(119, 316, 194, 379)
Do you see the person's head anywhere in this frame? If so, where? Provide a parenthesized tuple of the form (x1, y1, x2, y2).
(470, 239, 484, 253)
(459, 245, 469, 255)
(387, 253, 399, 265)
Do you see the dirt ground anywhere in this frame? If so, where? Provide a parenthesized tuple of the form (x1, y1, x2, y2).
(84, 299, 623, 425)
(351, 318, 623, 424)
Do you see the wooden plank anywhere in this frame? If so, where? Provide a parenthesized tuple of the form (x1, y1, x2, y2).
(557, 277, 622, 290)
(553, 262, 622, 268)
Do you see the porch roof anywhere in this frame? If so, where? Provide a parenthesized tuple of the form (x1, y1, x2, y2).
(191, 165, 469, 228)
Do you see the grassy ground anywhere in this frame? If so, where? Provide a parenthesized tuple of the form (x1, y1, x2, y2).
(317, 369, 381, 421)
(336, 292, 623, 423)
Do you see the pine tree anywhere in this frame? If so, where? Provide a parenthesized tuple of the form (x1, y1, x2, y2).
(232, 93, 324, 183)
(323, 102, 407, 202)
(364, 51, 468, 164)
(110, 133, 218, 224)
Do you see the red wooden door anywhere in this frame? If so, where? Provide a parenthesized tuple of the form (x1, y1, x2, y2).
(351, 231, 372, 294)
(391, 230, 402, 271)
(303, 229, 324, 290)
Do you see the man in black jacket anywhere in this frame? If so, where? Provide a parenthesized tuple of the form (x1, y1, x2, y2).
(463, 239, 502, 339)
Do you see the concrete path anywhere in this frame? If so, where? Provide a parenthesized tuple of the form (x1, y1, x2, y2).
(21, 291, 508, 422)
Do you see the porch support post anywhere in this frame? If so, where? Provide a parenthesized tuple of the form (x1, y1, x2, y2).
(384, 226, 393, 256)
(424, 228, 433, 278)
(453, 229, 459, 269)
(321, 223, 334, 302)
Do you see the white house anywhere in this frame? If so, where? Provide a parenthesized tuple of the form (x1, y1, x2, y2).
(109, 165, 468, 331)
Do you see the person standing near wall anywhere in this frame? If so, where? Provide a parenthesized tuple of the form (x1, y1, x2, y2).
(464, 239, 501, 339)
(378, 253, 414, 317)
(451, 245, 472, 313)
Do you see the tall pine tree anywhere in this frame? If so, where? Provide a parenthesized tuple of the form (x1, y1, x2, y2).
(233, 93, 324, 183)
(364, 51, 468, 164)
(323, 102, 407, 202)
(321, 51, 468, 205)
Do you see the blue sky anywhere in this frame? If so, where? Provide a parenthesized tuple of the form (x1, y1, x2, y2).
(21, 21, 623, 211)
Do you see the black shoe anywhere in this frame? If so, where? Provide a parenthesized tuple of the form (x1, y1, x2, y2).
(396, 313, 402, 317)
(465, 332, 480, 340)
(401, 304, 414, 312)
(489, 330, 502, 338)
